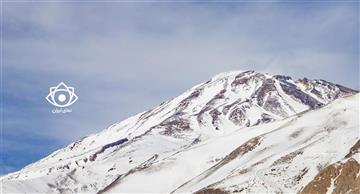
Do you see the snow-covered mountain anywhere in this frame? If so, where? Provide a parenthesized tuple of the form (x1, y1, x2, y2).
(1, 70, 359, 193)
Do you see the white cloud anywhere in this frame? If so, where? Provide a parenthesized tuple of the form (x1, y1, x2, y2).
(3, 2, 359, 145)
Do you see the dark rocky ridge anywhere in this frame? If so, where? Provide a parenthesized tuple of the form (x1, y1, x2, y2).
(145, 71, 357, 137)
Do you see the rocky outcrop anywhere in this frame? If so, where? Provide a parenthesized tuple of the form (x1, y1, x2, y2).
(300, 158, 360, 194)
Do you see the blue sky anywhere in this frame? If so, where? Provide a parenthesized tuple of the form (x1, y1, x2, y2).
(1, 1, 359, 174)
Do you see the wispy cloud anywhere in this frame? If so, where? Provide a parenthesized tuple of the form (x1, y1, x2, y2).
(2, 1, 358, 174)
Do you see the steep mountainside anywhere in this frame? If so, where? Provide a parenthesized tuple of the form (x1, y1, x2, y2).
(1, 70, 358, 193)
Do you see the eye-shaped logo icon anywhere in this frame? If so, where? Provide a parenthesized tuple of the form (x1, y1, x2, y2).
(46, 82, 78, 108)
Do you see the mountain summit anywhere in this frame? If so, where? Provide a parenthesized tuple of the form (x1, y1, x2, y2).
(2, 70, 359, 193)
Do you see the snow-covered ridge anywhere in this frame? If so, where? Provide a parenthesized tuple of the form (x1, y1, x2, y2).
(1, 70, 358, 193)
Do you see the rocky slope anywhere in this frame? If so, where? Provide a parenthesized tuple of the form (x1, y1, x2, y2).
(1, 70, 358, 193)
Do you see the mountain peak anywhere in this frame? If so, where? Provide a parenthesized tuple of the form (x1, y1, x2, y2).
(1, 71, 358, 194)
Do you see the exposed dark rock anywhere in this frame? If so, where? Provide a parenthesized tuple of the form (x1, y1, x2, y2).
(196, 106, 211, 124)
(254, 79, 287, 116)
(345, 139, 360, 158)
(195, 89, 226, 124)
(255, 78, 277, 106)
(69, 137, 86, 150)
(206, 89, 226, 106)
(272, 150, 303, 166)
(310, 88, 323, 100)
(253, 73, 266, 80)
(229, 107, 249, 126)
(264, 96, 287, 116)
(176, 89, 202, 112)
(89, 138, 128, 161)
(222, 100, 241, 115)
(336, 84, 358, 94)
(235, 70, 255, 79)
(153, 117, 191, 136)
(194, 188, 229, 194)
(294, 168, 309, 182)
(231, 71, 265, 87)
(280, 83, 323, 109)
(137, 109, 154, 121)
(300, 158, 360, 194)
(274, 75, 292, 81)
(223, 136, 262, 163)
(107, 167, 115, 172)
(209, 109, 222, 127)
(254, 113, 275, 126)
(260, 113, 273, 123)
(231, 77, 251, 87)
